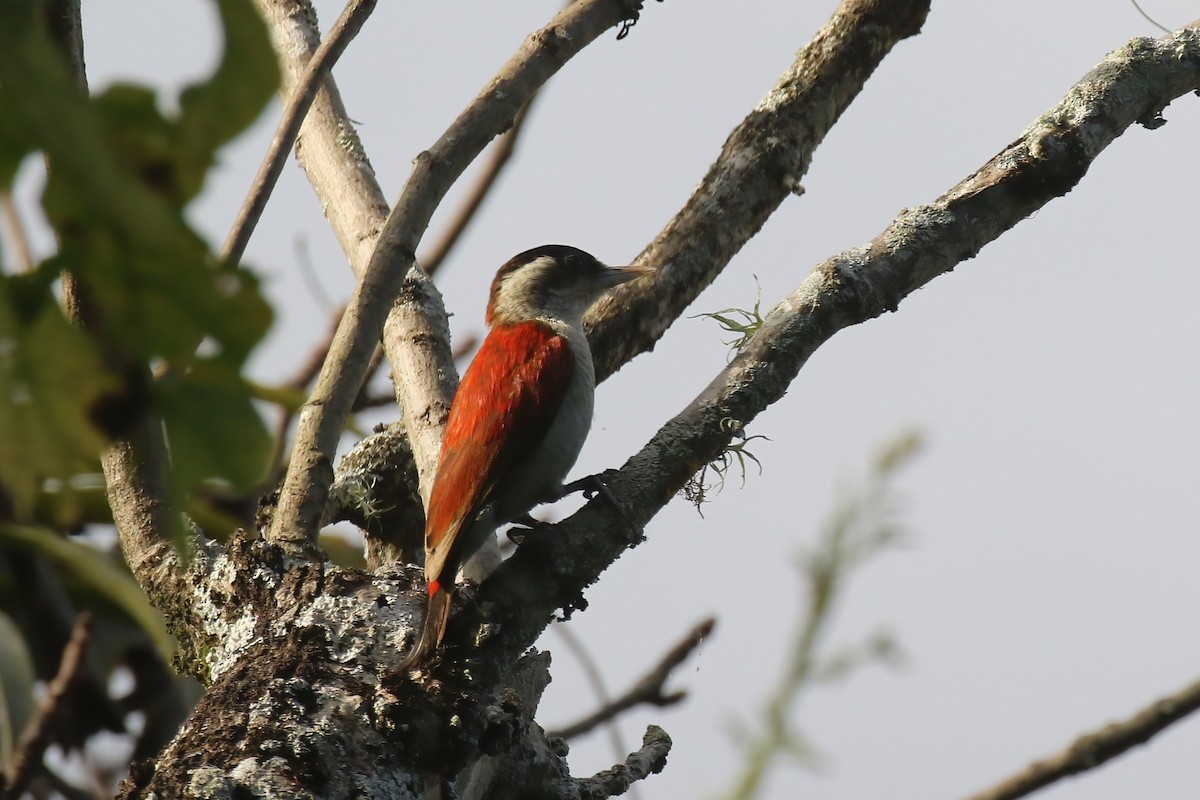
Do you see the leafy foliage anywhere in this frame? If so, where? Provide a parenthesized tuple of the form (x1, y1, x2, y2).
(0, 2, 279, 791)
(0, 0, 280, 513)
(692, 279, 765, 359)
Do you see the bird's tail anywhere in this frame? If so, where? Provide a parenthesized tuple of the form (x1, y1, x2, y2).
(399, 581, 453, 671)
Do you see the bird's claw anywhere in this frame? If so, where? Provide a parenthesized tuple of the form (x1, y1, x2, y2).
(561, 469, 619, 502)
(562, 470, 641, 540)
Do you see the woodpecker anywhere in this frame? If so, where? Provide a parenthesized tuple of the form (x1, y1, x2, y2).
(403, 244, 650, 667)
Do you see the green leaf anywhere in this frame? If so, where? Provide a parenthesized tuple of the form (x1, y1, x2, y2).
(158, 361, 272, 494)
(0, 609, 36, 764)
(179, 0, 280, 156)
(0, 281, 115, 510)
(0, 524, 175, 659)
(0, 88, 36, 191)
(0, 1, 277, 509)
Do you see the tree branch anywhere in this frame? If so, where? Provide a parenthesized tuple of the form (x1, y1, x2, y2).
(549, 617, 715, 741)
(418, 100, 537, 277)
(586, 0, 932, 383)
(574, 725, 672, 800)
(222, 0, 377, 266)
(99, 425, 184, 609)
(479, 21, 1200, 663)
(268, 0, 658, 555)
(962, 674, 1200, 800)
(43, 0, 186, 601)
(1, 613, 93, 799)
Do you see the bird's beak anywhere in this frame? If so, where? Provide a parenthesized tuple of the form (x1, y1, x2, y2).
(601, 264, 654, 288)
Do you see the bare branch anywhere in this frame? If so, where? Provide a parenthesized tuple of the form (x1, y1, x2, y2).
(2, 613, 93, 799)
(419, 101, 537, 277)
(265, 304, 345, 482)
(586, 0, 932, 383)
(574, 725, 672, 800)
(223, 0, 377, 265)
(479, 22, 1200, 663)
(549, 617, 715, 741)
(268, 0, 656, 555)
(100, 423, 183, 599)
(252, 0, 391, 269)
(350, 388, 399, 413)
(962, 674, 1200, 800)
(1130, 0, 1172, 34)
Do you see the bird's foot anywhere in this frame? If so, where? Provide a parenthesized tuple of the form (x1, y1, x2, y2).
(561, 470, 643, 543)
(505, 515, 551, 545)
(559, 469, 618, 502)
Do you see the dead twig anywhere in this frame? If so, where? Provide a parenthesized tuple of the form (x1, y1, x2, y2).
(222, 0, 377, 265)
(2, 613, 94, 799)
(549, 617, 715, 741)
(419, 102, 536, 277)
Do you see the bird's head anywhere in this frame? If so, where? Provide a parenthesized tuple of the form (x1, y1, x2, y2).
(485, 244, 651, 327)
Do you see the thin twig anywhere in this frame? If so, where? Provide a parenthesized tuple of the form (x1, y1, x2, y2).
(419, 101, 537, 277)
(294, 235, 337, 311)
(222, 0, 377, 265)
(548, 625, 630, 791)
(550, 617, 715, 741)
(724, 437, 914, 799)
(351, 388, 399, 413)
(2, 614, 93, 799)
(1130, 0, 1172, 33)
(294, 306, 348, 390)
(962, 674, 1200, 800)
(265, 306, 344, 483)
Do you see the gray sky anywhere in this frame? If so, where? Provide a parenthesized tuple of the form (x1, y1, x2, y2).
(62, 1, 1200, 797)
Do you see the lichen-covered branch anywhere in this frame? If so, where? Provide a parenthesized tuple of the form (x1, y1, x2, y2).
(250, 0, 450, 519)
(116, 536, 635, 799)
(575, 726, 672, 800)
(478, 21, 1200, 664)
(586, 0, 932, 382)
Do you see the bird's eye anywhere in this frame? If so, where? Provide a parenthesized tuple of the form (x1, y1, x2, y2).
(565, 254, 583, 269)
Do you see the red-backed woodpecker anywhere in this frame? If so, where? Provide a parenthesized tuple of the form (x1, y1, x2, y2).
(403, 245, 650, 667)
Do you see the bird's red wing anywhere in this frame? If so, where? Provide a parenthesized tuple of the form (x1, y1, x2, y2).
(424, 320, 575, 584)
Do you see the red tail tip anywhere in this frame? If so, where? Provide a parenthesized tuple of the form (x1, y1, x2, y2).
(428, 579, 442, 597)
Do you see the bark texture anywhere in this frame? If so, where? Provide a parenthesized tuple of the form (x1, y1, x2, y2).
(117, 536, 666, 799)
